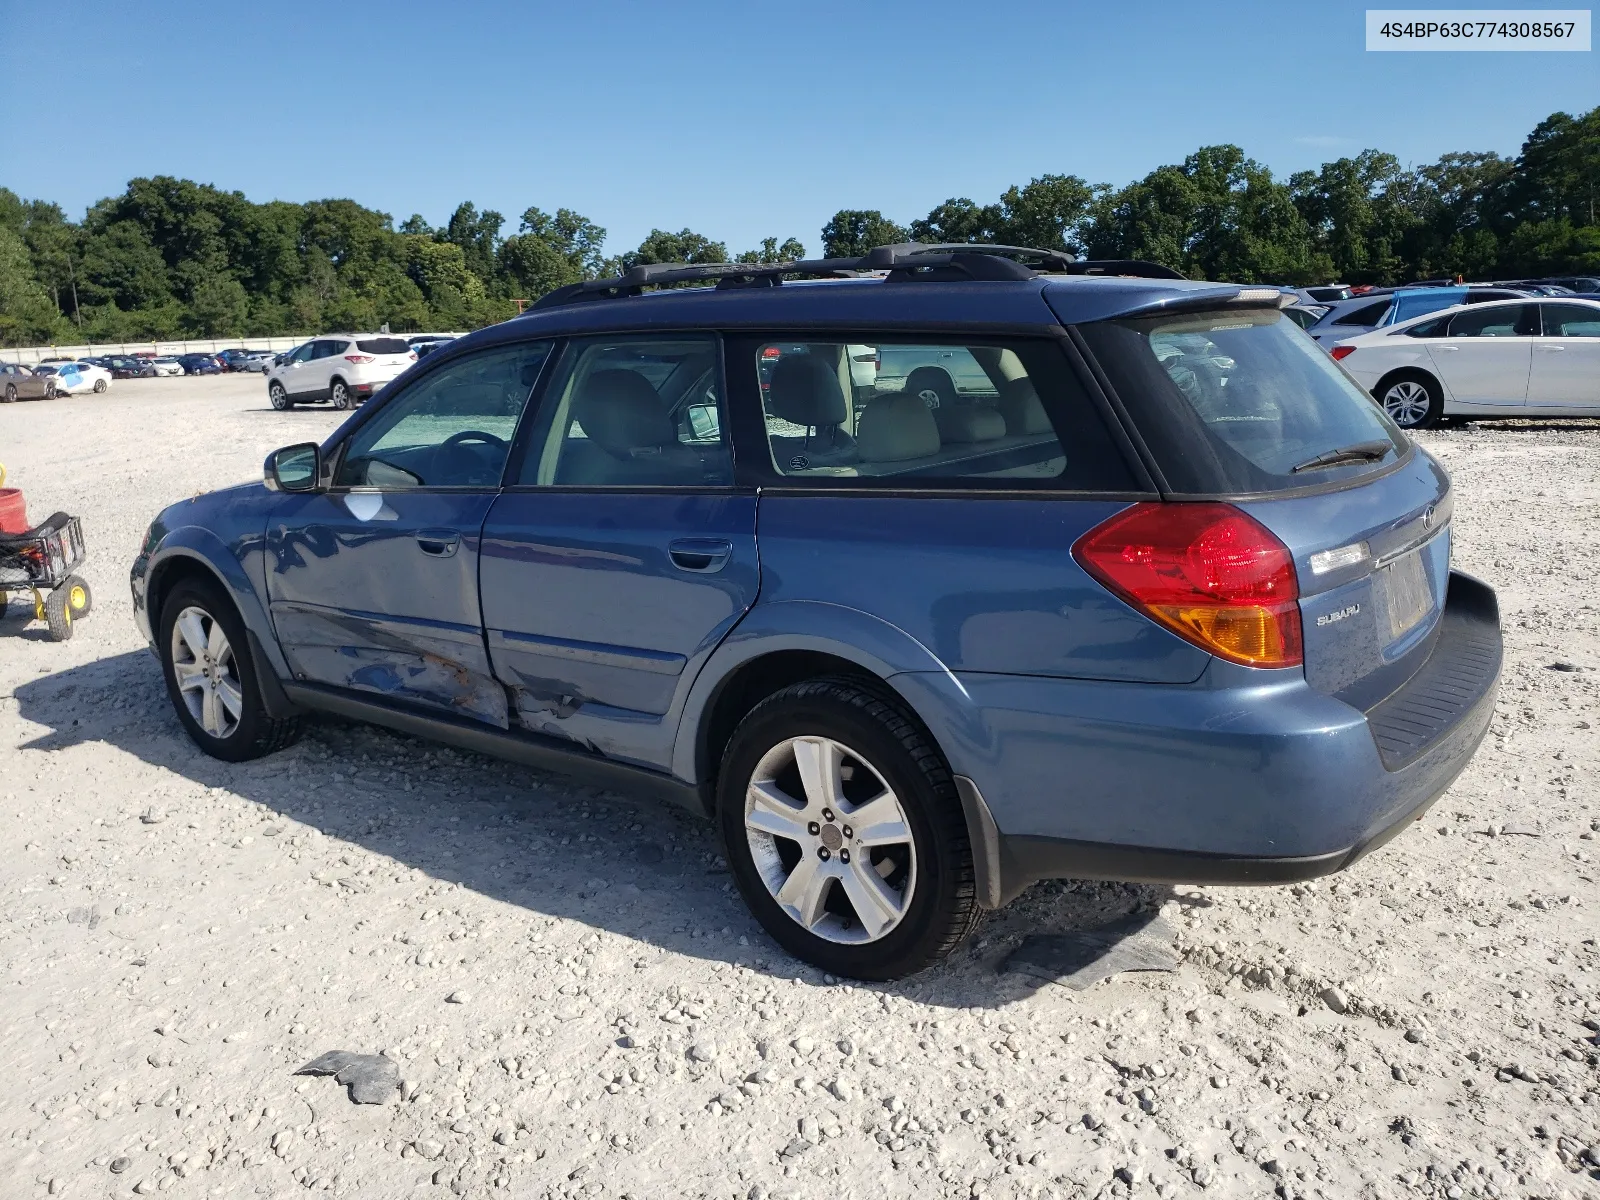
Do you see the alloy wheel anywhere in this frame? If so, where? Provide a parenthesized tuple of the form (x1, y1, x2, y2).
(743, 735, 917, 945)
(1382, 380, 1432, 428)
(169, 605, 244, 739)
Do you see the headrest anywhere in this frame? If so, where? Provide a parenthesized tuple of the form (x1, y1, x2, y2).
(997, 377, 1053, 436)
(856, 394, 941, 463)
(572, 370, 674, 460)
(769, 354, 849, 428)
(903, 365, 955, 403)
(933, 404, 1007, 444)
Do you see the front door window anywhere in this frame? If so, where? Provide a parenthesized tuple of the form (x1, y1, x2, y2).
(338, 343, 551, 488)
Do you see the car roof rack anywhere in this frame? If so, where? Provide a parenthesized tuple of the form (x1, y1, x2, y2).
(528, 243, 1186, 309)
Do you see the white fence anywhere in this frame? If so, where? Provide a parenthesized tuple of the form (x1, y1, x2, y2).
(2, 333, 467, 366)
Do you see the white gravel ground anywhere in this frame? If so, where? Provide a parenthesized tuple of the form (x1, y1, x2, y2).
(1, 375, 1597, 1200)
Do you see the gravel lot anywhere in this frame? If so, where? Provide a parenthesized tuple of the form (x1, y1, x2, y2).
(1, 375, 1597, 1200)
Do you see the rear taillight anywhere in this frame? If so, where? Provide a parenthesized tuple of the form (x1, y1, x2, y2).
(344, 354, 375, 364)
(1329, 346, 1355, 361)
(1072, 502, 1302, 668)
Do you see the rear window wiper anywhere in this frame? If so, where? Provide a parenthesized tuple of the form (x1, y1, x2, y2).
(1290, 440, 1394, 473)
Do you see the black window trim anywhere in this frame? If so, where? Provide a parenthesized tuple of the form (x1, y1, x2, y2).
(723, 328, 1154, 498)
(498, 329, 743, 495)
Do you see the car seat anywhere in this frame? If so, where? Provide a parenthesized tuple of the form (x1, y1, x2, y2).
(766, 355, 858, 468)
(557, 369, 707, 485)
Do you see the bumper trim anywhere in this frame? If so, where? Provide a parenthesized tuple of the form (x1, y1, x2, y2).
(1001, 771, 1444, 890)
(1365, 571, 1501, 771)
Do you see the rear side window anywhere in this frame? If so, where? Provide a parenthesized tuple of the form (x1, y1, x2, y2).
(1333, 300, 1392, 326)
(1079, 309, 1407, 495)
(1540, 303, 1600, 337)
(1446, 306, 1535, 337)
(750, 337, 1135, 490)
(357, 337, 411, 355)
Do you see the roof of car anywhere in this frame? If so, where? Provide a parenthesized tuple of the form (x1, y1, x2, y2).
(458, 275, 1250, 349)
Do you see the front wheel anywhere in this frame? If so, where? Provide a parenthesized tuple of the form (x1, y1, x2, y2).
(93, 378, 107, 393)
(269, 383, 292, 411)
(330, 379, 353, 410)
(44, 588, 73, 641)
(717, 678, 980, 980)
(1378, 373, 1443, 430)
(158, 578, 302, 761)
(3, 384, 14, 403)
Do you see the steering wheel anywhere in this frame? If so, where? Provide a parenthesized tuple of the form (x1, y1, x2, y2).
(433, 429, 508, 485)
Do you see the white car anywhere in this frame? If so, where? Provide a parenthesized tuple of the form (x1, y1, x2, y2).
(242, 351, 277, 373)
(1331, 297, 1600, 429)
(152, 357, 184, 377)
(266, 334, 416, 410)
(44, 361, 113, 395)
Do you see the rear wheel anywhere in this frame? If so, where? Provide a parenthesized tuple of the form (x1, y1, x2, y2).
(717, 678, 980, 980)
(158, 578, 302, 761)
(269, 382, 293, 411)
(93, 378, 107, 393)
(3, 384, 15, 403)
(63, 575, 92, 618)
(1377, 372, 1442, 430)
(330, 379, 353, 410)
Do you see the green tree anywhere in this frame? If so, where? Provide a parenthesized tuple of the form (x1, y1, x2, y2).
(820, 210, 908, 258)
(736, 236, 806, 264)
(187, 275, 249, 335)
(1290, 151, 1411, 284)
(498, 206, 607, 297)
(606, 228, 729, 275)
(440, 202, 504, 286)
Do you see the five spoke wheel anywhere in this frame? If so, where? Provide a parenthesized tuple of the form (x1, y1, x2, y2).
(744, 735, 917, 945)
(169, 605, 244, 739)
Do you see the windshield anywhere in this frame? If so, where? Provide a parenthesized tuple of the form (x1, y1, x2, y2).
(1079, 308, 1407, 494)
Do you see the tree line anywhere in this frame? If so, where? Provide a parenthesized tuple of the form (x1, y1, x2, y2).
(1, 106, 1594, 347)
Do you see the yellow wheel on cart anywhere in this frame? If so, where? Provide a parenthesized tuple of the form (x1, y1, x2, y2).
(63, 574, 92, 618)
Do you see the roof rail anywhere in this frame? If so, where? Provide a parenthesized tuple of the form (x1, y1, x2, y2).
(527, 242, 1184, 310)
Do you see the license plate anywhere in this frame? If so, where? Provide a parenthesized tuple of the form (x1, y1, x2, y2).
(1379, 548, 1433, 641)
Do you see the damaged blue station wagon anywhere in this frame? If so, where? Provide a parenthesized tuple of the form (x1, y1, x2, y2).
(131, 244, 1503, 979)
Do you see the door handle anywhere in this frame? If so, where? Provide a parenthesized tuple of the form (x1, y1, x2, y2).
(416, 530, 460, 558)
(669, 538, 732, 573)
(1538, 344, 1565, 352)
(1437, 345, 1459, 352)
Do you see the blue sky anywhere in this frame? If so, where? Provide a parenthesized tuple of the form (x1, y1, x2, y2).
(3, 0, 1595, 256)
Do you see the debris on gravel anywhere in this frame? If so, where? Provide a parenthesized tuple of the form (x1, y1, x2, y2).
(294, 1050, 401, 1104)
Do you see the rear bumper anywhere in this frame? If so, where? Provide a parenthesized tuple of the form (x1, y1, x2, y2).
(916, 571, 1501, 906)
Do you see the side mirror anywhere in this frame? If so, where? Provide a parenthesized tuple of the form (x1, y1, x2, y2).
(265, 443, 321, 493)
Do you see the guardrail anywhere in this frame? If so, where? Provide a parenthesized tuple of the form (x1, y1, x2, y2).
(1, 333, 467, 366)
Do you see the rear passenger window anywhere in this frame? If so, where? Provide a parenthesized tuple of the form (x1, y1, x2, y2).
(753, 338, 1135, 489)
(357, 337, 411, 355)
(520, 335, 733, 487)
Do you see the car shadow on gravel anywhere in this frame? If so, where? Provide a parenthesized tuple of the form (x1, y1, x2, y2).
(14, 650, 1186, 1008)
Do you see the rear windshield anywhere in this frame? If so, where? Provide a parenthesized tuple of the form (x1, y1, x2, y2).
(357, 338, 411, 355)
(1079, 308, 1407, 494)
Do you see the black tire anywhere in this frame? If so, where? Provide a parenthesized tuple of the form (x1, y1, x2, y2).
(330, 378, 353, 410)
(62, 574, 92, 618)
(717, 677, 980, 980)
(44, 588, 73, 641)
(157, 577, 302, 761)
(93, 378, 107, 393)
(3, 384, 15, 403)
(269, 382, 293, 411)
(1375, 371, 1443, 430)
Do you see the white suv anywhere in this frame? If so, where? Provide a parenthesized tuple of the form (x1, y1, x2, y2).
(266, 335, 416, 410)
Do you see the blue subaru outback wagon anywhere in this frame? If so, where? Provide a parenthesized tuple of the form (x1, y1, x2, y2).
(131, 244, 1502, 979)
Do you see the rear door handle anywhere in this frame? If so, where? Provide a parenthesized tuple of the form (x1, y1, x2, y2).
(416, 529, 460, 558)
(1538, 344, 1565, 352)
(1437, 345, 1459, 352)
(669, 538, 732, 573)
